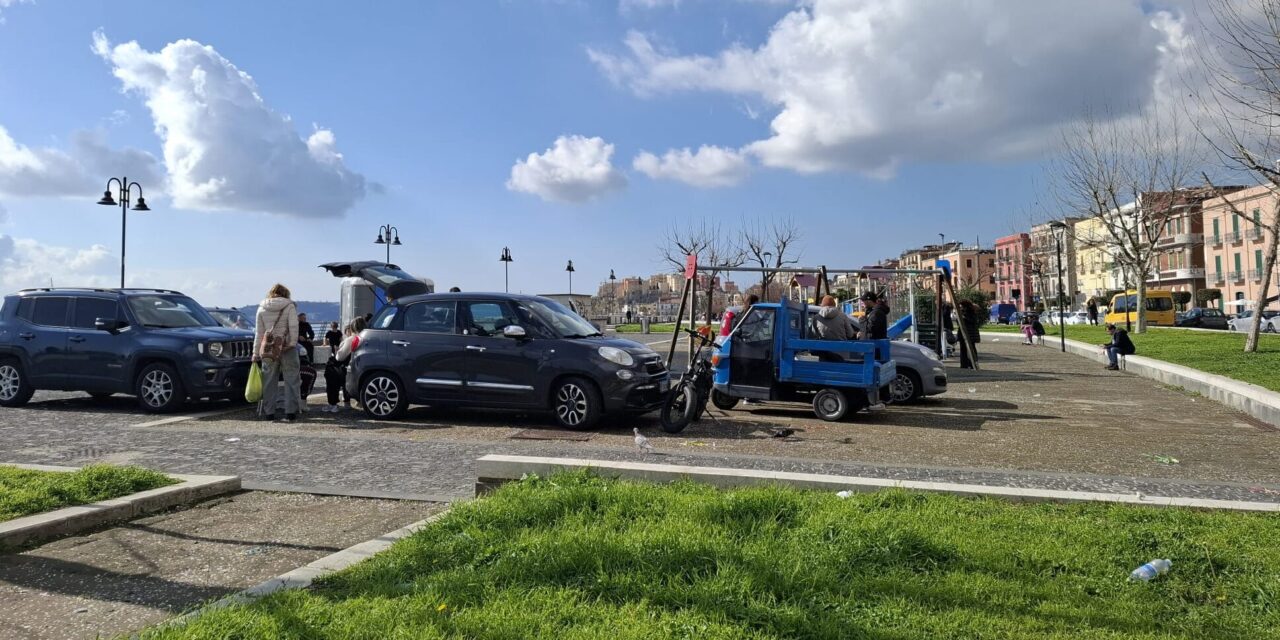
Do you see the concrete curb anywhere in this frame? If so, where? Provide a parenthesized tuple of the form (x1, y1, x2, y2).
(475, 455, 1280, 512)
(160, 508, 452, 629)
(981, 331, 1280, 429)
(0, 463, 241, 550)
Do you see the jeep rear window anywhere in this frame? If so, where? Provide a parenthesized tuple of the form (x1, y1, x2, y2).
(31, 297, 70, 327)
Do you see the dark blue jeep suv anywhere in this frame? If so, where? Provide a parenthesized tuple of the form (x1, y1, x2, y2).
(0, 288, 255, 412)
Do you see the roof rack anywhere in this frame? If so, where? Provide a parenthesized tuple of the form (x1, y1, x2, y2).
(15, 287, 184, 295)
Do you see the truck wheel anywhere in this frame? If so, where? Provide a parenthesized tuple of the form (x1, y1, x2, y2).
(710, 389, 740, 411)
(136, 363, 186, 413)
(813, 388, 849, 422)
(552, 377, 602, 430)
(0, 360, 34, 408)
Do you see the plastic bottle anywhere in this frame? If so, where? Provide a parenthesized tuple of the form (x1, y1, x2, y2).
(1129, 559, 1172, 582)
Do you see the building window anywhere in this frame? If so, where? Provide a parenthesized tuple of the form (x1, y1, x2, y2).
(1256, 249, 1264, 270)
(1215, 255, 1222, 276)
(1234, 252, 1243, 274)
(1233, 214, 1241, 234)
(1213, 218, 1220, 238)
(1253, 208, 1262, 227)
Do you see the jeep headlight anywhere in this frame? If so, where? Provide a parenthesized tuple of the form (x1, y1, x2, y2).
(598, 346, 634, 367)
(207, 342, 224, 358)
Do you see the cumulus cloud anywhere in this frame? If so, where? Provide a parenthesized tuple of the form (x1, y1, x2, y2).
(93, 30, 366, 218)
(0, 0, 32, 24)
(0, 126, 162, 198)
(590, 0, 1188, 177)
(633, 145, 749, 187)
(0, 234, 115, 289)
(507, 135, 626, 203)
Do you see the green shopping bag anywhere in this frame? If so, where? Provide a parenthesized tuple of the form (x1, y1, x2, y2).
(245, 362, 263, 403)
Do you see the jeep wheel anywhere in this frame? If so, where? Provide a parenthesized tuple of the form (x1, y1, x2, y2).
(552, 376, 602, 430)
(361, 373, 407, 419)
(0, 360, 34, 408)
(136, 363, 186, 413)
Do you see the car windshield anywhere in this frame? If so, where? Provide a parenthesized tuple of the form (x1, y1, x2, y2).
(128, 295, 219, 328)
(520, 299, 601, 338)
(208, 309, 254, 329)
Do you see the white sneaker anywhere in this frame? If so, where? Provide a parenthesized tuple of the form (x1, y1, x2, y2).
(325, 405, 337, 413)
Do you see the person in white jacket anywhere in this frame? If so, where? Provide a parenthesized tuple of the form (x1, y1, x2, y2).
(254, 284, 302, 421)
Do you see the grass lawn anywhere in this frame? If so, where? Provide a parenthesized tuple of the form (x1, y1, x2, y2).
(148, 472, 1280, 639)
(0, 464, 176, 523)
(614, 323, 701, 334)
(984, 324, 1280, 392)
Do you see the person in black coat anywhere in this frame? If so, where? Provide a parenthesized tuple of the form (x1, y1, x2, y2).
(863, 292, 890, 340)
(957, 300, 982, 369)
(1102, 323, 1135, 370)
(297, 313, 315, 363)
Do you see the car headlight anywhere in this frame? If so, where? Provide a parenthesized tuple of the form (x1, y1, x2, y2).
(207, 342, 225, 358)
(598, 346, 634, 367)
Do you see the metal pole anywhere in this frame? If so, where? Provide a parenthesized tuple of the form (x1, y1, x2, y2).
(908, 275, 918, 345)
(1056, 234, 1066, 353)
(119, 179, 127, 288)
(504, 262, 509, 293)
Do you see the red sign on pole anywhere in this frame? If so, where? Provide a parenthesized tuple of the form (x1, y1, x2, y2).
(684, 254, 698, 280)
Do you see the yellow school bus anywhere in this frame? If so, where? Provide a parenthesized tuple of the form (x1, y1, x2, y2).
(1104, 290, 1176, 326)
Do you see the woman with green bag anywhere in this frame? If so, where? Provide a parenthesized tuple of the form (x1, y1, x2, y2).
(244, 361, 263, 403)
(253, 284, 302, 422)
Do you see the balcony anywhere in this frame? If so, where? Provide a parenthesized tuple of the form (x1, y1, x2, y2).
(1158, 268, 1205, 281)
(1210, 272, 1225, 284)
(1210, 234, 1222, 246)
(1250, 268, 1264, 281)
(1229, 270, 1244, 282)
(1247, 228, 1264, 242)
(1156, 232, 1204, 247)
(1224, 231, 1243, 243)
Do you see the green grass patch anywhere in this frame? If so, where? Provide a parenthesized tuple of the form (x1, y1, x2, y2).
(148, 472, 1280, 639)
(0, 464, 176, 522)
(614, 323, 714, 334)
(984, 324, 1280, 392)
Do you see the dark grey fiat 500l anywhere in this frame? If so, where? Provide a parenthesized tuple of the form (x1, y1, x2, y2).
(346, 292, 669, 429)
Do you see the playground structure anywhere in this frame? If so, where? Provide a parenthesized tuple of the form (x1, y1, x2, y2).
(666, 259, 978, 370)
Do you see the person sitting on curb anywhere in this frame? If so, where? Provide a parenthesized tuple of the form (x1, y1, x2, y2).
(1102, 323, 1135, 371)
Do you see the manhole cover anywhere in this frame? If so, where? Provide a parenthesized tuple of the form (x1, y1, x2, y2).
(509, 429, 593, 442)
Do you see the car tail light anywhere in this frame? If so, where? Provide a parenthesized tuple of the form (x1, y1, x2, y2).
(711, 354, 721, 367)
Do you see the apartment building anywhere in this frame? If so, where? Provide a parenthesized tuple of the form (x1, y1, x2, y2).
(1072, 216, 1118, 303)
(1202, 184, 1280, 311)
(1029, 218, 1083, 309)
(935, 246, 997, 297)
(1144, 187, 1245, 299)
(994, 233, 1032, 309)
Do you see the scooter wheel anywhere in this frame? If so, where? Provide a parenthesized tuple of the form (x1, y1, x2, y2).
(660, 384, 698, 433)
(813, 388, 849, 422)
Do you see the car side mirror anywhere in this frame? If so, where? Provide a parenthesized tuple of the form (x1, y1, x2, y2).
(503, 325, 528, 340)
(95, 318, 122, 333)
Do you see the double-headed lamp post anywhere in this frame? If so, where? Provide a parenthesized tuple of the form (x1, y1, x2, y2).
(1048, 220, 1069, 353)
(96, 177, 151, 288)
(499, 247, 513, 292)
(374, 224, 401, 264)
(566, 260, 575, 297)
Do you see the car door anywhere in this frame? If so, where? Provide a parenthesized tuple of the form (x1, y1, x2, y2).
(66, 297, 129, 391)
(458, 300, 540, 407)
(728, 306, 776, 397)
(385, 300, 469, 403)
(14, 296, 73, 386)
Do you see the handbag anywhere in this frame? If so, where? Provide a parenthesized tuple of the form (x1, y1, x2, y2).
(259, 303, 294, 361)
(244, 362, 263, 403)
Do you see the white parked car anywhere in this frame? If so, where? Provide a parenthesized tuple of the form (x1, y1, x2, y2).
(1228, 310, 1280, 333)
(1064, 311, 1092, 325)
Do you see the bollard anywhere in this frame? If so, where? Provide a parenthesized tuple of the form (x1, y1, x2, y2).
(641, 317, 650, 334)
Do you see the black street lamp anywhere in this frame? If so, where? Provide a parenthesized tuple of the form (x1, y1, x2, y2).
(609, 269, 617, 320)
(96, 177, 150, 288)
(762, 251, 773, 300)
(1049, 220, 1069, 353)
(566, 260, 575, 296)
(499, 247, 513, 293)
(374, 224, 402, 264)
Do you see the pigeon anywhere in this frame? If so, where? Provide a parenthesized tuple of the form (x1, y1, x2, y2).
(633, 428, 654, 453)
(769, 427, 795, 438)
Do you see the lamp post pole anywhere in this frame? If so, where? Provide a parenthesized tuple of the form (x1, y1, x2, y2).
(762, 251, 772, 301)
(566, 260, 575, 297)
(1049, 221, 1068, 352)
(609, 269, 617, 322)
(96, 177, 150, 288)
(375, 224, 402, 264)
(499, 247, 513, 293)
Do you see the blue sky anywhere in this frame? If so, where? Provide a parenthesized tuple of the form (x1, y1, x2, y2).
(0, 0, 1185, 305)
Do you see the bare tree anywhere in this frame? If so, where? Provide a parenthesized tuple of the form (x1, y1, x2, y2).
(1193, 0, 1280, 352)
(658, 219, 745, 323)
(741, 217, 803, 300)
(1049, 106, 1197, 332)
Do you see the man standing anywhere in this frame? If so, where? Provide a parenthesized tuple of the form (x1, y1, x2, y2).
(1087, 299, 1099, 326)
(297, 312, 315, 363)
(1102, 323, 1135, 370)
(863, 292, 890, 340)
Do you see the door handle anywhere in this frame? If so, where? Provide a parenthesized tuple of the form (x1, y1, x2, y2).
(466, 345, 487, 352)
(18, 333, 34, 340)
(392, 340, 411, 347)
(69, 336, 86, 343)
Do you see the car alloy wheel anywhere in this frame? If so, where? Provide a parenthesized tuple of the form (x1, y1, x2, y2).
(141, 369, 174, 408)
(0, 365, 20, 402)
(890, 373, 916, 403)
(363, 375, 401, 418)
(555, 382, 589, 427)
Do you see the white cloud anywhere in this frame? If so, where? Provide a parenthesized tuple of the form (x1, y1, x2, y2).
(93, 30, 367, 218)
(590, 0, 1188, 177)
(0, 202, 8, 224)
(0, 125, 162, 198)
(633, 145, 749, 187)
(0, 235, 115, 290)
(0, 0, 32, 24)
(507, 135, 626, 203)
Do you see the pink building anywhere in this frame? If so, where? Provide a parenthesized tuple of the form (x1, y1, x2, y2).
(994, 233, 1033, 310)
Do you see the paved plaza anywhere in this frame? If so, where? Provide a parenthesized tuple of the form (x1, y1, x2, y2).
(1, 338, 1277, 503)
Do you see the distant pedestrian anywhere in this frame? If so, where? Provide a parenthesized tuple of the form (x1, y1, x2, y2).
(449, 287, 461, 293)
(957, 300, 981, 369)
(254, 284, 301, 422)
(324, 321, 342, 352)
(941, 302, 956, 356)
(1087, 299, 1099, 326)
(1102, 323, 1135, 371)
(625, 306, 633, 324)
(863, 292, 889, 340)
(297, 312, 315, 363)
(1020, 314, 1035, 345)
(324, 321, 362, 412)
